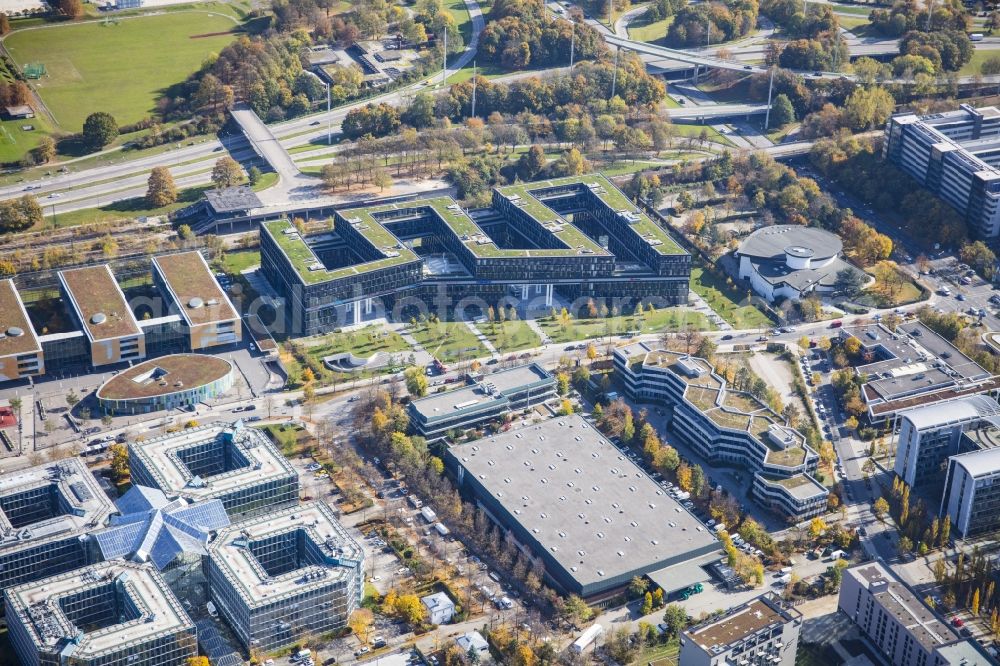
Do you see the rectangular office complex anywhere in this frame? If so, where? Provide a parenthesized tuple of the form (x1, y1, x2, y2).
(614, 343, 827, 521)
(446, 415, 719, 599)
(128, 422, 298, 517)
(5, 561, 197, 666)
(0, 458, 114, 599)
(942, 430, 1000, 538)
(207, 501, 364, 653)
(679, 594, 802, 666)
(59, 264, 146, 368)
(152, 251, 242, 350)
(839, 562, 993, 666)
(0, 279, 43, 382)
(260, 174, 691, 336)
(408, 363, 557, 440)
(885, 105, 1000, 239)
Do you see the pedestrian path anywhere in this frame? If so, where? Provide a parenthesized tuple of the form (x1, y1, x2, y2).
(465, 321, 498, 355)
(524, 318, 552, 344)
(688, 289, 732, 330)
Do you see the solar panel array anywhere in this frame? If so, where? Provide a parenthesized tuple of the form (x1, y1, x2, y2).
(196, 619, 243, 666)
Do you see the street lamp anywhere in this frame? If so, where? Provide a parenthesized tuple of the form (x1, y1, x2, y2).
(304, 69, 332, 145)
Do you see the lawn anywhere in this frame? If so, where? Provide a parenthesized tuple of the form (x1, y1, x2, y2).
(627, 15, 673, 44)
(0, 113, 55, 165)
(6, 11, 240, 131)
(43, 185, 209, 229)
(410, 321, 488, 362)
(283, 325, 413, 387)
(857, 265, 925, 308)
(445, 62, 512, 85)
(690, 265, 772, 329)
(671, 123, 735, 147)
(216, 249, 261, 275)
(257, 423, 311, 456)
(538, 307, 713, 343)
(479, 320, 541, 353)
(446, 0, 473, 44)
(960, 48, 1000, 76)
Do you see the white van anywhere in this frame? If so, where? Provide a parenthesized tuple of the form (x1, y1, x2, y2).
(294, 649, 312, 661)
(206, 601, 218, 618)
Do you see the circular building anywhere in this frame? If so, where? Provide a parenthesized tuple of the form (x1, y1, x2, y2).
(735, 225, 866, 302)
(96, 354, 235, 415)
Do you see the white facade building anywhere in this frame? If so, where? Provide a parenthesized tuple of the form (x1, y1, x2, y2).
(421, 592, 455, 625)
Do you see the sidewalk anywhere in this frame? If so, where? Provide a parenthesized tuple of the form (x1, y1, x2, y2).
(688, 289, 732, 330)
(465, 321, 498, 355)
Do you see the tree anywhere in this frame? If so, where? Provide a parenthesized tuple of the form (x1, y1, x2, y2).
(676, 462, 693, 491)
(373, 169, 393, 192)
(211, 157, 243, 189)
(60, 0, 84, 18)
(187, 658, 211, 666)
(628, 576, 649, 599)
(561, 594, 593, 627)
(641, 591, 653, 615)
(392, 593, 426, 625)
(843, 86, 896, 130)
(146, 167, 178, 208)
(32, 136, 56, 164)
(248, 166, 263, 186)
(808, 516, 828, 539)
(66, 390, 80, 409)
(653, 445, 680, 472)
(109, 443, 129, 483)
(0, 14, 10, 35)
(973, 588, 982, 616)
(770, 94, 795, 128)
(517, 145, 547, 180)
(82, 112, 118, 150)
(661, 604, 688, 639)
(898, 535, 913, 554)
(0, 195, 43, 233)
(404, 366, 428, 397)
(348, 608, 374, 641)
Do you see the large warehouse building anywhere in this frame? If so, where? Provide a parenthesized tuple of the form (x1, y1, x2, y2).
(0, 458, 114, 599)
(885, 104, 1000, 239)
(260, 174, 691, 336)
(4, 561, 197, 666)
(445, 414, 719, 599)
(207, 501, 364, 652)
(128, 422, 299, 518)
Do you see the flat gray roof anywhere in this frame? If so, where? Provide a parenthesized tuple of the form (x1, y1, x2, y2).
(450, 415, 718, 590)
(737, 225, 842, 262)
(410, 364, 552, 418)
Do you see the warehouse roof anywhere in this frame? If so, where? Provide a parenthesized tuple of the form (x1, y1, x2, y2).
(449, 415, 718, 591)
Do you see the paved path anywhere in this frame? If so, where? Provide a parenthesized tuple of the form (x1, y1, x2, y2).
(687, 289, 732, 330)
(524, 318, 552, 344)
(465, 322, 498, 355)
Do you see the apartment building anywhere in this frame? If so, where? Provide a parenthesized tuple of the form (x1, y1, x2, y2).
(885, 105, 1000, 238)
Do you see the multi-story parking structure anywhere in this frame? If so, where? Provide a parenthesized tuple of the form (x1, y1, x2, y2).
(151, 251, 241, 350)
(206, 501, 364, 653)
(445, 415, 720, 600)
(614, 343, 827, 521)
(407, 364, 557, 440)
(0, 458, 114, 599)
(128, 422, 298, 518)
(884, 105, 1000, 239)
(838, 322, 998, 425)
(0, 279, 44, 382)
(839, 561, 993, 666)
(4, 561, 197, 666)
(260, 174, 690, 336)
(679, 593, 802, 666)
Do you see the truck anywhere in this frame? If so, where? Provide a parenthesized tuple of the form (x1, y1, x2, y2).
(971, 32, 984, 41)
(828, 549, 847, 561)
(420, 506, 438, 523)
(571, 625, 604, 653)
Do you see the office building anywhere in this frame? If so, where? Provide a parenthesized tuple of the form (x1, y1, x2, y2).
(613, 343, 826, 521)
(885, 105, 1000, 239)
(894, 396, 1000, 489)
(128, 421, 298, 518)
(839, 561, 994, 666)
(206, 501, 364, 653)
(260, 174, 690, 336)
(59, 264, 146, 368)
(942, 427, 1000, 538)
(678, 593, 802, 666)
(0, 279, 44, 382)
(151, 251, 242, 350)
(90, 485, 230, 570)
(4, 561, 197, 666)
(838, 322, 998, 424)
(735, 225, 868, 302)
(95, 353, 236, 415)
(445, 415, 719, 599)
(407, 363, 557, 440)
(0, 458, 114, 599)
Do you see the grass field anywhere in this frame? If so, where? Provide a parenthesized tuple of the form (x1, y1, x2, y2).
(216, 249, 261, 275)
(960, 48, 1000, 76)
(0, 113, 55, 164)
(479, 320, 541, 353)
(446, 0, 473, 44)
(6, 11, 239, 131)
(43, 185, 209, 229)
(538, 308, 712, 342)
(690, 265, 771, 329)
(410, 321, 487, 361)
(627, 15, 673, 44)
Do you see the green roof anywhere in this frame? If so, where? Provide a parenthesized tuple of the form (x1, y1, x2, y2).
(497, 174, 685, 256)
(262, 218, 419, 285)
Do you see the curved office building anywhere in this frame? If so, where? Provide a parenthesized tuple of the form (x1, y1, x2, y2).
(96, 354, 234, 415)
